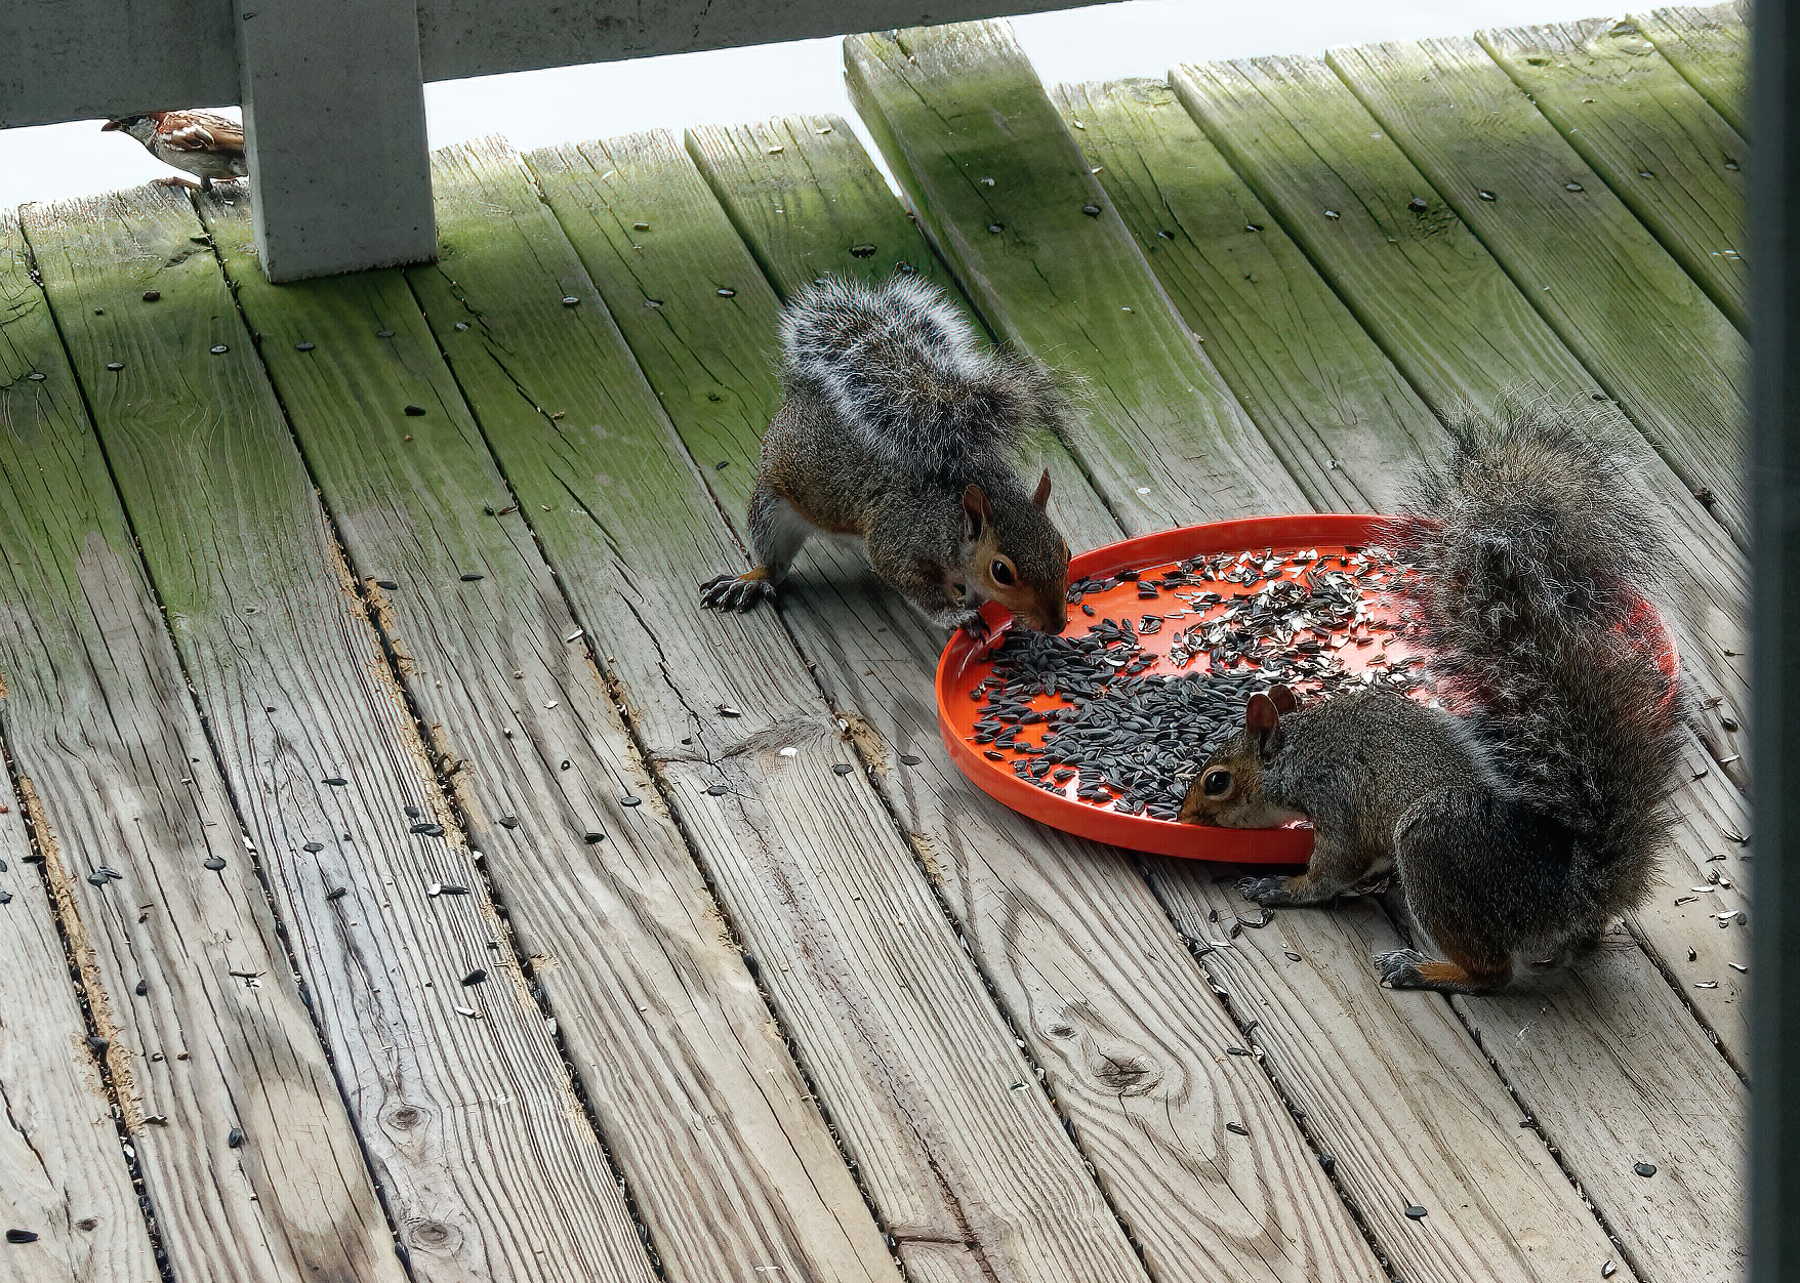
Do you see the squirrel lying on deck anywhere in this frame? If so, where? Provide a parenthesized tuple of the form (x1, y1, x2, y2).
(1180, 409, 1685, 993)
(700, 275, 1071, 635)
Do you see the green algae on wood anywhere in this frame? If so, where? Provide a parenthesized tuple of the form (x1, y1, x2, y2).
(25, 184, 654, 1283)
(197, 178, 897, 1283)
(7, 197, 405, 1283)
(1637, 3, 1750, 136)
(1482, 17, 1747, 329)
(1051, 77, 1446, 513)
(846, 21, 1309, 534)
(1327, 36, 1748, 547)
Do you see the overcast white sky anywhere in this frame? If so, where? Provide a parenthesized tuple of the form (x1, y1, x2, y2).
(1, 0, 1614, 210)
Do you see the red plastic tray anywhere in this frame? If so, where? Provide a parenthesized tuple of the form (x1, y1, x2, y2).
(935, 514, 1674, 862)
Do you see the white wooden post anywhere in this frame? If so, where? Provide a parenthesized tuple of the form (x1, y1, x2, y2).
(234, 0, 435, 281)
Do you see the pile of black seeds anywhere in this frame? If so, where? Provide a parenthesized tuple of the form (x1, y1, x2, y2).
(970, 546, 1430, 815)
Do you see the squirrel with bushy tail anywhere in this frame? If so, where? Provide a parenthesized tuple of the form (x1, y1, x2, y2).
(1182, 408, 1686, 993)
(701, 274, 1072, 633)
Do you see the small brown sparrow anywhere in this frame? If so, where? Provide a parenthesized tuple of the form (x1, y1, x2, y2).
(102, 110, 248, 191)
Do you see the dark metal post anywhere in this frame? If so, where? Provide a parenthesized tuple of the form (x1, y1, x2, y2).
(1753, 1, 1800, 1281)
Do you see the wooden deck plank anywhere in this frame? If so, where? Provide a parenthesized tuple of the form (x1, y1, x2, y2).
(1047, 77, 1446, 513)
(686, 107, 1697, 1283)
(1151, 882, 1647, 1283)
(428, 136, 1152, 1282)
(1637, 4, 1749, 137)
(1479, 18, 1746, 330)
(435, 144, 820, 758)
(687, 117, 1392, 1283)
(1078, 61, 1751, 1052)
(1160, 869, 1747, 1281)
(1326, 36, 1748, 546)
(2, 211, 402, 1283)
(0, 395, 155, 1283)
(843, 22, 1313, 534)
(0, 793, 154, 1283)
(22, 188, 660, 1283)
(193, 190, 900, 1283)
(1165, 55, 1749, 742)
(1450, 938, 1747, 1282)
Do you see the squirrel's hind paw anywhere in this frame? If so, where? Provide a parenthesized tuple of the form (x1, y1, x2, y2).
(699, 572, 777, 612)
(1237, 875, 1292, 905)
(1374, 948, 1431, 989)
(1374, 948, 1507, 993)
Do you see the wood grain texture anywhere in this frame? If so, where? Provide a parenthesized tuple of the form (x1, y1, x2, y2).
(2, 209, 402, 1283)
(0, 677, 154, 1278)
(1167, 55, 1749, 740)
(844, 21, 1312, 534)
(1156, 866, 1746, 1280)
(1636, 4, 1749, 136)
(195, 188, 900, 1283)
(679, 118, 1394, 1283)
(424, 140, 820, 759)
(1326, 37, 1748, 545)
(1150, 882, 1646, 1283)
(1480, 18, 1747, 330)
(22, 187, 658, 1283)
(1048, 78, 1446, 512)
(896, 1241, 987, 1283)
(433, 136, 1152, 1282)
(1453, 938, 1746, 1281)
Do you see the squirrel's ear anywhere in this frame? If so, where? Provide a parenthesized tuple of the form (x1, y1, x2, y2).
(962, 485, 992, 540)
(1268, 685, 1298, 715)
(1245, 693, 1283, 756)
(1032, 468, 1052, 509)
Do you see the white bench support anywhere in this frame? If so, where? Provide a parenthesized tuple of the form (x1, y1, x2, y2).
(234, 0, 435, 281)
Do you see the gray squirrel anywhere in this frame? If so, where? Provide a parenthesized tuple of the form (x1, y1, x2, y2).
(700, 274, 1072, 634)
(1180, 408, 1685, 993)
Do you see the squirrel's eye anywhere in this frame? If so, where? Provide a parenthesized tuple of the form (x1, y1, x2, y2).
(990, 559, 1016, 586)
(1202, 768, 1233, 797)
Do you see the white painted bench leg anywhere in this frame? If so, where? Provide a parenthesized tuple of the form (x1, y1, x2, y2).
(234, 0, 435, 281)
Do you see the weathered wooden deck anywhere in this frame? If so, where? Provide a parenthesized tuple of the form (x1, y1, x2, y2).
(0, 8, 1749, 1283)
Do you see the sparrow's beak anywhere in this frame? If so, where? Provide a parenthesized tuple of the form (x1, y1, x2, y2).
(101, 119, 124, 132)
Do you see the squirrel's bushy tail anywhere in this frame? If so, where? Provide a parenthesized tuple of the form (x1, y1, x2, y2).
(1393, 405, 1685, 900)
(779, 275, 1068, 476)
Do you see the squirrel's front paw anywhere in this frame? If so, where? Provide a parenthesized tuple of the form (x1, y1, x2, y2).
(1373, 948, 1429, 989)
(952, 609, 990, 638)
(699, 571, 777, 612)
